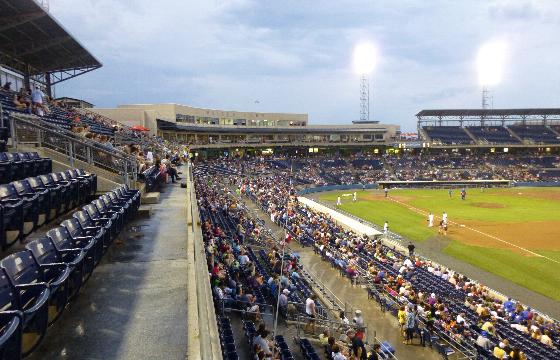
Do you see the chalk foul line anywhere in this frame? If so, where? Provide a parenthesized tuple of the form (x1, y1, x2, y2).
(385, 196, 559, 265)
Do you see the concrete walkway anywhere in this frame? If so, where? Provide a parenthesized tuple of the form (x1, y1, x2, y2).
(28, 183, 189, 360)
(241, 197, 442, 360)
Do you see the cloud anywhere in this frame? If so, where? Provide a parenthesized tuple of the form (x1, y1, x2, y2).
(48, 0, 560, 130)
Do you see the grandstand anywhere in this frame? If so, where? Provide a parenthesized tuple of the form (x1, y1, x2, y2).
(417, 109, 560, 147)
(1, 2, 560, 360)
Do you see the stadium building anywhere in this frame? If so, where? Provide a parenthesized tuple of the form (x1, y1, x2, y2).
(89, 103, 401, 150)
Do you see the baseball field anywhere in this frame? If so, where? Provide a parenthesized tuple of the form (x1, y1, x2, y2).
(317, 187, 560, 301)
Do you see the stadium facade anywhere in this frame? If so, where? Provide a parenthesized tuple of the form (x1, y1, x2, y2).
(90, 103, 401, 149)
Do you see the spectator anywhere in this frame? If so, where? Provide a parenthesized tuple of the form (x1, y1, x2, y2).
(31, 86, 45, 116)
(350, 329, 367, 360)
(476, 331, 492, 351)
(368, 344, 382, 360)
(331, 344, 347, 360)
(403, 305, 416, 345)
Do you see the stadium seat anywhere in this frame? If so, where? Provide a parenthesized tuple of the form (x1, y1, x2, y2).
(66, 169, 95, 196)
(103, 192, 132, 222)
(27, 176, 63, 220)
(75, 169, 97, 195)
(92, 198, 124, 231)
(15, 153, 41, 178)
(76, 206, 116, 244)
(26, 236, 88, 298)
(0, 310, 22, 360)
(57, 171, 91, 206)
(0, 268, 49, 357)
(59, 218, 106, 261)
(39, 173, 72, 213)
(51, 172, 79, 210)
(3, 153, 25, 181)
(12, 179, 49, 227)
(0, 188, 25, 249)
(27, 152, 52, 175)
(1, 250, 71, 325)
(0, 183, 39, 236)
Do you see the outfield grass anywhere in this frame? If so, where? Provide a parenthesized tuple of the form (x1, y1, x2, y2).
(319, 194, 434, 241)
(317, 187, 560, 300)
(443, 241, 560, 301)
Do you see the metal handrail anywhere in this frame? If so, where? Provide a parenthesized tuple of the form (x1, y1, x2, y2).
(10, 112, 138, 185)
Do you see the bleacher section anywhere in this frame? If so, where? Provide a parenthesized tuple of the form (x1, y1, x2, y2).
(0, 169, 96, 250)
(0, 90, 114, 136)
(423, 126, 473, 145)
(508, 125, 560, 144)
(467, 126, 520, 144)
(0, 184, 139, 358)
(201, 160, 560, 360)
(0, 152, 52, 184)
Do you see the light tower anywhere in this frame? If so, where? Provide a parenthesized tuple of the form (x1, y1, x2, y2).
(359, 74, 369, 121)
(353, 42, 378, 121)
(477, 41, 506, 109)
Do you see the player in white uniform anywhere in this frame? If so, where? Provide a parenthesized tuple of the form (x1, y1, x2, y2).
(442, 211, 448, 224)
(353, 192, 357, 202)
(428, 212, 434, 227)
(383, 221, 389, 236)
(336, 196, 341, 206)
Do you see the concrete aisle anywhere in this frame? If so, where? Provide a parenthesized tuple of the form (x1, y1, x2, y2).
(29, 183, 189, 360)
(241, 197, 442, 360)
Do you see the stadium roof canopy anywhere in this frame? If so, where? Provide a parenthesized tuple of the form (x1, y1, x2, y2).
(416, 109, 560, 119)
(0, 0, 101, 85)
(157, 119, 389, 134)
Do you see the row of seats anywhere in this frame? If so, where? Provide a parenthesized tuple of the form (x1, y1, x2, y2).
(0, 152, 52, 185)
(141, 165, 165, 192)
(0, 169, 96, 250)
(0, 184, 140, 359)
(0, 91, 114, 137)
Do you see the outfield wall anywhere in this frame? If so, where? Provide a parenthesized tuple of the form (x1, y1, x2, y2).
(297, 196, 383, 237)
(297, 180, 560, 195)
(513, 181, 560, 187)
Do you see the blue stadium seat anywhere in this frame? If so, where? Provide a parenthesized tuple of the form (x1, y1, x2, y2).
(26, 237, 88, 298)
(0, 310, 22, 360)
(12, 180, 49, 227)
(75, 207, 115, 244)
(0, 183, 39, 236)
(0, 268, 49, 357)
(115, 185, 140, 209)
(59, 218, 106, 261)
(27, 176, 63, 219)
(1, 250, 70, 325)
(58, 171, 88, 205)
(92, 198, 123, 231)
(48, 223, 102, 269)
(66, 169, 96, 196)
(15, 153, 40, 178)
(39, 173, 72, 213)
(51, 172, 79, 210)
(103, 192, 132, 222)
(3, 154, 25, 181)
(75, 169, 97, 194)
(27, 152, 52, 175)
(0, 189, 24, 249)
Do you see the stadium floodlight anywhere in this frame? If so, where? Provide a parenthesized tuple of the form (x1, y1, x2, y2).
(477, 41, 507, 108)
(353, 42, 378, 75)
(353, 42, 378, 121)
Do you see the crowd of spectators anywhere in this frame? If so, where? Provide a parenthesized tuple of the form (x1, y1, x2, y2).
(261, 152, 560, 185)
(195, 157, 560, 360)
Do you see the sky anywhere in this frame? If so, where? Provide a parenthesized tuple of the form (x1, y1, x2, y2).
(49, 0, 560, 131)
